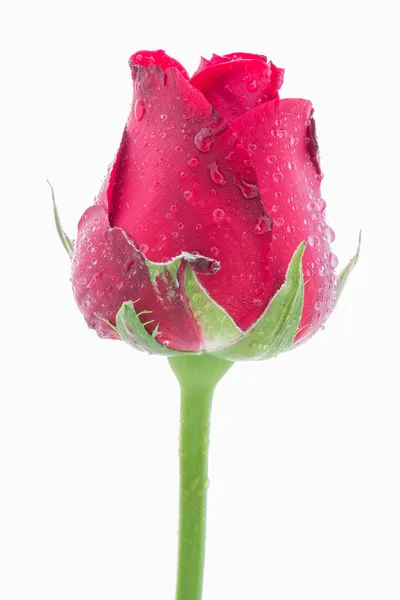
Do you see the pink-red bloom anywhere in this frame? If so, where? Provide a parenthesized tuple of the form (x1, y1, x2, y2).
(71, 50, 339, 354)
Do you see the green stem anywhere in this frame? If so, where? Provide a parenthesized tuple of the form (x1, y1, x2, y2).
(168, 354, 233, 600)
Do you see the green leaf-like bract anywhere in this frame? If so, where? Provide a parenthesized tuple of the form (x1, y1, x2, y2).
(116, 300, 192, 356)
(115, 253, 214, 357)
(209, 242, 306, 361)
(336, 232, 361, 302)
(48, 180, 73, 258)
(114, 244, 306, 361)
(185, 267, 241, 351)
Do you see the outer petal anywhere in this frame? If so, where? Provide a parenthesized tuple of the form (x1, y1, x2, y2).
(193, 52, 268, 76)
(130, 49, 189, 79)
(71, 205, 203, 351)
(107, 64, 273, 331)
(190, 59, 284, 121)
(212, 52, 268, 64)
(230, 98, 338, 341)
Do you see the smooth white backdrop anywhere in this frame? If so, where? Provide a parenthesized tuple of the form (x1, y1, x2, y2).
(1, 0, 399, 598)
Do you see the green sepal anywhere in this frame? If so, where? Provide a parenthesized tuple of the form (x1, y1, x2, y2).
(115, 300, 193, 356)
(114, 252, 215, 357)
(47, 180, 73, 258)
(336, 232, 361, 302)
(210, 242, 306, 361)
(185, 267, 241, 351)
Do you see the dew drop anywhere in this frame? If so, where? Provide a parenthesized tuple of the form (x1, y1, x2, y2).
(139, 244, 149, 253)
(274, 217, 284, 227)
(196, 224, 203, 232)
(209, 161, 227, 185)
(160, 113, 168, 121)
(330, 253, 339, 268)
(273, 171, 284, 183)
(247, 80, 258, 92)
(326, 225, 336, 243)
(188, 157, 199, 168)
(194, 128, 214, 152)
(307, 235, 320, 247)
(183, 190, 193, 200)
(213, 208, 225, 221)
(248, 143, 257, 152)
(271, 129, 286, 139)
(267, 154, 276, 164)
(225, 151, 236, 161)
(253, 215, 272, 234)
(236, 176, 260, 200)
(175, 145, 183, 153)
(134, 98, 145, 121)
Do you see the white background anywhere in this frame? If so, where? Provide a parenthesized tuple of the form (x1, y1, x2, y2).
(1, 0, 399, 598)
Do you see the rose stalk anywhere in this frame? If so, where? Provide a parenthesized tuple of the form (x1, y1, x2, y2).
(51, 49, 359, 600)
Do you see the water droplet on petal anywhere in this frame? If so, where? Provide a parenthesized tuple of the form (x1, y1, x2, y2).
(175, 145, 183, 153)
(326, 225, 336, 242)
(253, 215, 272, 234)
(307, 235, 320, 247)
(139, 244, 149, 253)
(188, 157, 199, 168)
(183, 190, 193, 200)
(267, 154, 276, 164)
(272, 171, 284, 183)
(247, 80, 258, 92)
(330, 253, 339, 268)
(235, 176, 260, 200)
(209, 161, 227, 185)
(213, 208, 225, 221)
(134, 98, 145, 121)
(194, 128, 214, 152)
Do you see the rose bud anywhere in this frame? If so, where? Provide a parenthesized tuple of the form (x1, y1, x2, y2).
(52, 50, 359, 360)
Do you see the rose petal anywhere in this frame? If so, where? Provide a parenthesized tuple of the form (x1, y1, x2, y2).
(130, 49, 189, 79)
(105, 64, 273, 331)
(71, 205, 203, 351)
(213, 52, 268, 64)
(230, 98, 337, 341)
(190, 58, 284, 121)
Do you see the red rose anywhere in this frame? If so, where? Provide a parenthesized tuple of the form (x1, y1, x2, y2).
(70, 50, 341, 356)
